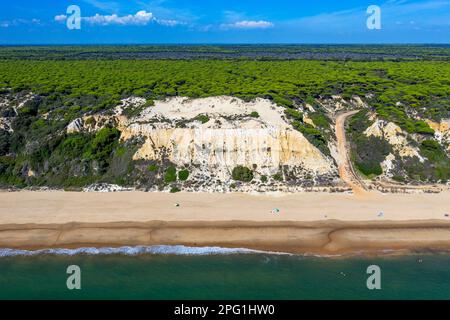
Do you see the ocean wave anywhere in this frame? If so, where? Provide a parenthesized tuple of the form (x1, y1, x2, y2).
(0, 245, 292, 257)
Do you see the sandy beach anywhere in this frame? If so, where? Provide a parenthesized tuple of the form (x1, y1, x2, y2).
(0, 190, 449, 255)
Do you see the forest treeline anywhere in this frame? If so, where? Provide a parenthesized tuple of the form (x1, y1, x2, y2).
(0, 59, 449, 124)
(1, 45, 450, 60)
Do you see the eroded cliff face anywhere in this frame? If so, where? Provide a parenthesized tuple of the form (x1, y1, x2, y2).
(68, 96, 339, 191)
(364, 120, 423, 159)
(426, 119, 450, 151)
(127, 127, 333, 177)
(361, 116, 449, 186)
(362, 119, 423, 179)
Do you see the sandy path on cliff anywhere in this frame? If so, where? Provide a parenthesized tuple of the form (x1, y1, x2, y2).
(335, 110, 369, 196)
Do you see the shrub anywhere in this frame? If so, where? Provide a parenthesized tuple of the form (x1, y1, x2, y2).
(305, 96, 316, 106)
(0, 130, 10, 156)
(0, 156, 14, 174)
(85, 117, 96, 126)
(355, 161, 383, 176)
(420, 140, 445, 162)
(250, 111, 260, 118)
(84, 127, 121, 169)
(194, 114, 210, 124)
(309, 113, 330, 128)
(260, 175, 267, 183)
(115, 146, 127, 157)
(148, 164, 159, 172)
(164, 166, 177, 183)
(170, 186, 181, 193)
(284, 108, 303, 120)
(348, 110, 370, 133)
(353, 136, 391, 177)
(178, 169, 189, 181)
(232, 166, 253, 182)
(272, 172, 283, 181)
(122, 104, 147, 118)
(272, 96, 293, 108)
(392, 175, 405, 183)
(31, 118, 46, 130)
(414, 121, 435, 135)
(59, 133, 90, 158)
(18, 97, 40, 116)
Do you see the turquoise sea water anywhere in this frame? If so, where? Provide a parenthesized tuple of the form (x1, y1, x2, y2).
(0, 248, 449, 300)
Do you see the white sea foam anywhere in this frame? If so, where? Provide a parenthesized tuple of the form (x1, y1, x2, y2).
(0, 245, 292, 257)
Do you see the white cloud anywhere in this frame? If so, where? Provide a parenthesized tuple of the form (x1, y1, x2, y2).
(221, 20, 274, 30)
(84, 10, 154, 25)
(54, 15, 67, 22)
(0, 18, 41, 28)
(53, 10, 183, 27)
(155, 19, 185, 27)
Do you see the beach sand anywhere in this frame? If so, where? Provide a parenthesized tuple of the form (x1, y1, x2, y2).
(0, 190, 449, 255)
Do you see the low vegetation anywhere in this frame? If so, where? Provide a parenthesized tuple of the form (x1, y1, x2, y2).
(232, 166, 254, 182)
(164, 166, 177, 183)
(178, 169, 189, 181)
(348, 110, 392, 177)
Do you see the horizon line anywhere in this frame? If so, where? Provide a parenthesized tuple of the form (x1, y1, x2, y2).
(1, 43, 450, 46)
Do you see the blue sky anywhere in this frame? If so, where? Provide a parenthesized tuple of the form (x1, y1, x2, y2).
(1, 0, 449, 44)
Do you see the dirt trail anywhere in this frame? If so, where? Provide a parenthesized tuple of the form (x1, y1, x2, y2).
(335, 110, 369, 196)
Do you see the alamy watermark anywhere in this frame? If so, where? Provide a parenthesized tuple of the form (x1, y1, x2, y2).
(366, 265, 381, 290)
(66, 5, 81, 30)
(66, 265, 81, 290)
(367, 5, 382, 30)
